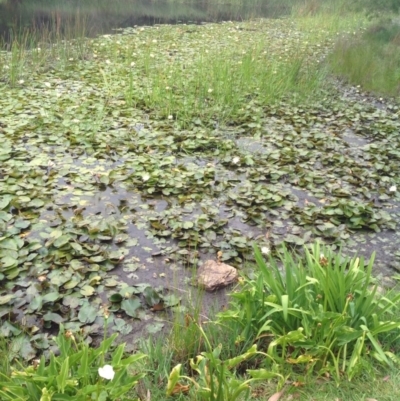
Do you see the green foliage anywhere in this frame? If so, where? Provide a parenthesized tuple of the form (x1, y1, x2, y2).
(0, 325, 146, 401)
(218, 243, 400, 382)
(353, 0, 400, 14)
(328, 20, 400, 96)
(166, 325, 283, 401)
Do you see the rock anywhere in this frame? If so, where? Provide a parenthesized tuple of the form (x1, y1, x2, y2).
(197, 260, 238, 292)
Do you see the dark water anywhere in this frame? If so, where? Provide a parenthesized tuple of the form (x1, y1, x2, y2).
(0, 0, 290, 43)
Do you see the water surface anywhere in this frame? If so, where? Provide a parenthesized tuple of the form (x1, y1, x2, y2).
(0, 0, 290, 43)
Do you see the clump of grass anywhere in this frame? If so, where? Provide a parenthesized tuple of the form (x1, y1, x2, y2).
(328, 20, 400, 96)
(127, 39, 327, 124)
(217, 242, 400, 383)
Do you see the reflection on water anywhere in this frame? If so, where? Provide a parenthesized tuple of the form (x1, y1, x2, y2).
(0, 0, 291, 43)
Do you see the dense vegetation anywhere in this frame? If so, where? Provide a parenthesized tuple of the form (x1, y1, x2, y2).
(0, 0, 400, 400)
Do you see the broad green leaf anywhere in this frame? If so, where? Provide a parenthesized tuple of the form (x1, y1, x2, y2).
(78, 303, 97, 324)
(121, 298, 141, 317)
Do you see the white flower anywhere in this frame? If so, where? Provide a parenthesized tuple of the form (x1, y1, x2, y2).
(168, 115, 173, 120)
(130, 61, 135, 67)
(105, 59, 111, 64)
(389, 185, 397, 192)
(232, 156, 240, 164)
(142, 173, 150, 182)
(207, 88, 213, 93)
(98, 365, 115, 380)
(261, 246, 270, 255)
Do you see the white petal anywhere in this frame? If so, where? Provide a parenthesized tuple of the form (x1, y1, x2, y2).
(232, 156, 240, 164)
(389, 185, 397, 192)
(261, 247, 270, 255)
(98, 364, 115, 380)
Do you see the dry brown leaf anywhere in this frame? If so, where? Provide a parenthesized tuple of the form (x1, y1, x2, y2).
(170, 382, 190, 395)
(268, 389, 285, 401)
(150, 302, 165, 312)
(382, 375, 390, 382)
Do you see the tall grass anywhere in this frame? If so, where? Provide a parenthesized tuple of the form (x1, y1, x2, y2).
(328, 21, 400, 96)
(0, 12, 91, 85)
(120, 40, 328, 124)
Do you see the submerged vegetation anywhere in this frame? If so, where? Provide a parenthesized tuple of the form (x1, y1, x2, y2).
(1, 0, 400, 399)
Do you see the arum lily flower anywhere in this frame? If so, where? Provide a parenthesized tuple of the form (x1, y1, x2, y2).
(98, 365, 115, 380)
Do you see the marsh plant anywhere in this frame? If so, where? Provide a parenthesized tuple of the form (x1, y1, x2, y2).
(329, 20, 400, 96)
(166, 325, 283, 401)
(218, 243, 400, 382)
(0, 13, 91, 86)
(0, 325, 146, 401)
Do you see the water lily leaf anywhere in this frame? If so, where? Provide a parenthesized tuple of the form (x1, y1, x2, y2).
(43, 312, 64, 324)
(123, 263, 139, 272)
(163, 294, 181, 307)
(183, 221, 194, 229)
(143, 287, 161, 306)
(63, 295, 81, 309)
(78, 303, 97, 324)
(146, 322, 164, 334)
(109, 293, 123, 303)
(284, 234, 305, 246)
(49, 229, 63, 239)
(104, 278, 119, 287)
(11, 335, 36, 361)
(42, 292, 60, 304)
(27, 199, 45, 208)
(0, 237, 23, 251)
(70, 259, 84, 270)
(14, 219, 30, 230)
(0, 321, 22, 337)
(54, 234, 73, 248)
(30, 296, 43, 312)
(0, 212, 12, 222)
(121, 298, 141, 317)
(80, 285, 95, 297)
(1, 256, 18, 268)
(112, 317, 133, 335)
(0, 294, 13, 305)
(0, 196, 12, 210)
(64, 277, 80, 290)
(89, 255, 106, 263)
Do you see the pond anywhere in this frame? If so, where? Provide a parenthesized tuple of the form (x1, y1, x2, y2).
(0, 0, 291, 43)
(1, 1, 400, 357)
